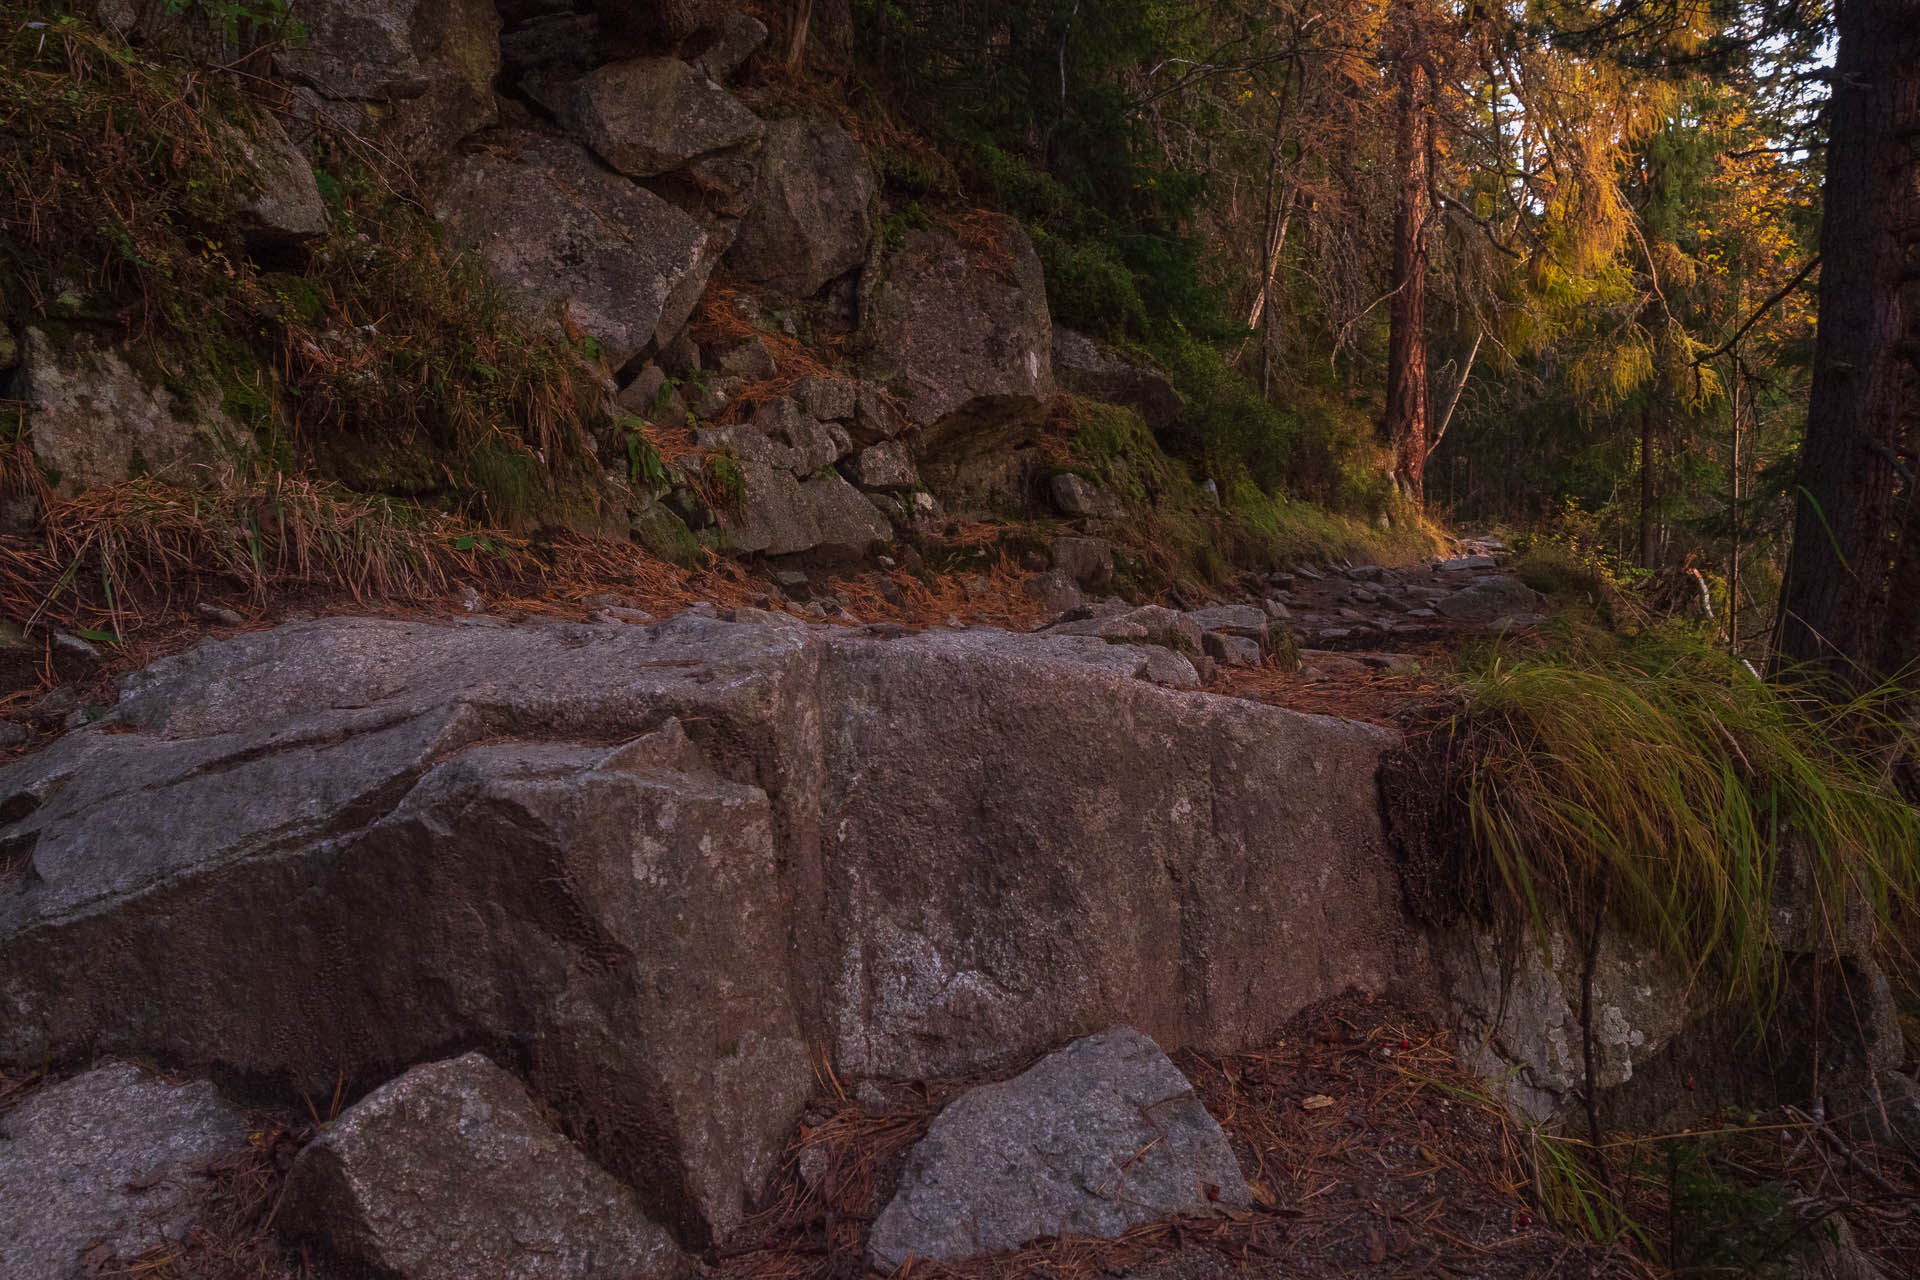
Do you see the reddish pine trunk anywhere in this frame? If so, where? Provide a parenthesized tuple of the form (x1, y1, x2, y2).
(1384, 12, 1433, 504)
(1775, 0, 1920, 685)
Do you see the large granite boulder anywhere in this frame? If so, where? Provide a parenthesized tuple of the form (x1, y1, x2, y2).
(862, 214, 1055, 454)
(283, 1053, 694, 1279)
(0, 1063, 248, 1277)
(726, 116, 877, 297)
(434, 133, 717, 363)
(9, 328, 231, 497)
(545, 57, 764, 178)
(0, 621, 818, 1245)
(869, 1027, 1250, 1267)
(816, 626, 1406, 1077)
(277, 0, 500, 165)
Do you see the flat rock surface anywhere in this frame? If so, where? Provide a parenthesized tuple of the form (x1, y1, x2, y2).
(0, 1062, 248, 1278)
(869, 1027, 1251, 1267)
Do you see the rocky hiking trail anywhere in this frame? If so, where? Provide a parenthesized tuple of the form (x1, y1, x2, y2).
(0, 530, 1532, 749)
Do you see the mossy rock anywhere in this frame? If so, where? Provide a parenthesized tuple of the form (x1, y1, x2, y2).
(631, 499, 703, 569)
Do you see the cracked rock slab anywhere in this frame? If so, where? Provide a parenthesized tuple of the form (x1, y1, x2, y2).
(869, 1027, 1251, 1267)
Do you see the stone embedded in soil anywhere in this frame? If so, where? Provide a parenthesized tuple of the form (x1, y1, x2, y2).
(869, 1027, 1252, 1267)
(0, 1062, 248, 1278)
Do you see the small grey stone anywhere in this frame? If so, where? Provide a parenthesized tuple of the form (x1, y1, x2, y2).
(1135, 647, 1201, 689)
(617, 364, 670, 418)
(0, 721, 28, 748)
(1434, 554, 1498, 572)
(0, 1063, 248, 1278)
(1202, 632, 1262, 668)
(693, 10, 768, 81)
(1185, 605, 1268, 636)
(549, 56, 764, 180)
(51, 631, 103, 672)
(1051, 472, 1116, 518)
(1263, 599, 1291, 620)
(847, 441, 916, 491)
(869, 1028, 1250, 1267)
(1025, 570, 1084, 618)
(195, 603, 246, 627)
(792, 376, 859, 422)
(719, 337, 780, 382)
(1050, 535, 1115, 589)
(1048, 605, 1201, 654)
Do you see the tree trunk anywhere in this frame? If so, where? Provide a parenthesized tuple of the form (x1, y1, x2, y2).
(1383, 4, 1434, 504)
(1728, 353, 1743, 654)
(1774, 0, 1920, 685)
(1639, 398, 1658, 569)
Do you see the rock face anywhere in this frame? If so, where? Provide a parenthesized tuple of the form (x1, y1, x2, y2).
(0, 617, 1415, 1149)
(284, 1053, 693, 1279)
(434, 133, 716, 362)
(549, 57, 764, 178)
(727, 116, 877, 296)
(278, 0, 500, 164)
(1052, 326, 1181, 431)
(0, 1062, 248, 1277)
(869, 1028, 1251, 1267)
(862, 215, 1055, 451)
(10, 328, 229, 496)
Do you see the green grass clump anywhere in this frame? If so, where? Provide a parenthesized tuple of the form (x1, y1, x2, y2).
(1449, 626, 1920, 1001)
